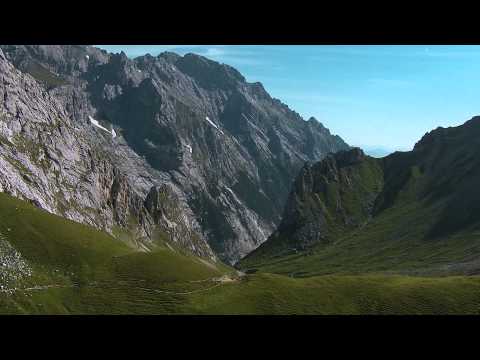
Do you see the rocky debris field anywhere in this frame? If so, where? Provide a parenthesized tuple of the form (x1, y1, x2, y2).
(0, 230, 32, 291)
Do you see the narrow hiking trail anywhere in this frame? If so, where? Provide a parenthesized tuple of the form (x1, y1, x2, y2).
(0, 274, 244, 296)
(0, 284, 73, 294)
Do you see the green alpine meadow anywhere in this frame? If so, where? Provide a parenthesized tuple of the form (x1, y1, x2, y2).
(1, 45, 480, 315)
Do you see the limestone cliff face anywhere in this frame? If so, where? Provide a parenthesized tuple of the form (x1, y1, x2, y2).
(0, 45, 349, 263)
(0, 48, 215, 260)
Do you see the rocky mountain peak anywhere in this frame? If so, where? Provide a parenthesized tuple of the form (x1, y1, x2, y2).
(419, 116, 480, 150)
(176, 52, 246, 89)
(157, 51, 182, 63)
(248, 81, 270, 100)
(333, 147, 366, 167)
(307, 116, 327, 129)
(110, 51, 129, 64)
(0, 44, 349, 263)
(244, 146, 381, 255)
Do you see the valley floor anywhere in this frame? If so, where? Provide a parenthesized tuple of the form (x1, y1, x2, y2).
(2, 272, 480, 314)
(1, 192, 480, 315)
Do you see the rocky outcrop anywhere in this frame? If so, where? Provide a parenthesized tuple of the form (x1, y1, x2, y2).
(246, 148, 384, 255)
(0, 229, 32, 290)
(0, 45, 349, 263)
(144, 184, 212, 255)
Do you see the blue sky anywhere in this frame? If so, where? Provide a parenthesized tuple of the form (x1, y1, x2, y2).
(97, 45, 480, 152)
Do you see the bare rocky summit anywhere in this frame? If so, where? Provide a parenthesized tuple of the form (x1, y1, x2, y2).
(0, 45, 348, 263)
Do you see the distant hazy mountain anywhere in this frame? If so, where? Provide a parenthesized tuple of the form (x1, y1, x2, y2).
(360, 145, 405, 158)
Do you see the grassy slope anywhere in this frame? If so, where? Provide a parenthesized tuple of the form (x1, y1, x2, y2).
(239, 198, 480, 277)
(240, 139, 480, 278)
(0, 192, 229, 314)
(4, 273, 480, 315)
(244, 155, 385, 260)
(1, 192, 480, 314)
(183, 274, 480, 315)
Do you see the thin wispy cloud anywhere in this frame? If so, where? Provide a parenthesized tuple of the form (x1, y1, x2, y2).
(97, 45, 267, 67)
(202, 47, 227, 58)
(195, 46, 266, 66)
(98, 45, 480, 65)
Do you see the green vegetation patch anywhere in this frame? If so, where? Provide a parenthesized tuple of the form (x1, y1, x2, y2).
(24, 61, 67, 90)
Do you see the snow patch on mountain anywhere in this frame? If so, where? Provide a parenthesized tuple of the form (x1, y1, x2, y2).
(88, 116, 116, 138)
(205, 116, 224, 134)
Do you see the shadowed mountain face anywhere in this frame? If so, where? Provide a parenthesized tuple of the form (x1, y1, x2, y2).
(240, 117, 480, 275)
(378, 117, 480, 239)
(0, 45, 348, 263)
(272, 147, 383, 249)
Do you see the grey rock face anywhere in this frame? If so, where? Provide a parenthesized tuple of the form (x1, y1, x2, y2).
(144, 184, 212, 255)
(0, 45, 349, 263)
(0, 47, 215, 261)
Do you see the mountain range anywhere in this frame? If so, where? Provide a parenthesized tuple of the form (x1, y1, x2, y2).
(2, 45, 480, 314)
(0, 45, 348, 264)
